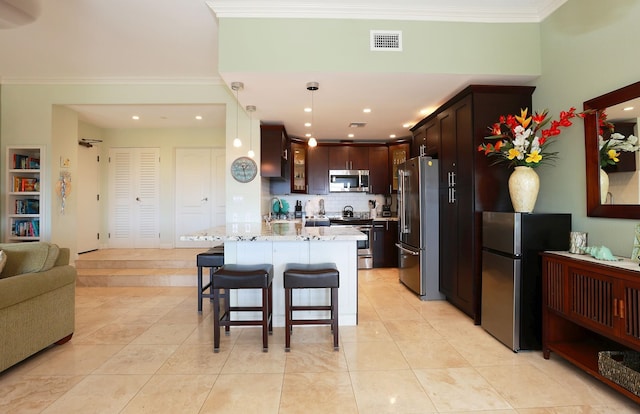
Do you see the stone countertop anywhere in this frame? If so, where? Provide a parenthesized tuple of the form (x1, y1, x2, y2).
(180, 223, 368, 242)
(545, 251, 640, 273)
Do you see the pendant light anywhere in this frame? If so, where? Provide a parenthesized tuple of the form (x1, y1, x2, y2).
(307, 82, 319, 147)
(246, 105, 256, 158)
(231, 82, 244, 148)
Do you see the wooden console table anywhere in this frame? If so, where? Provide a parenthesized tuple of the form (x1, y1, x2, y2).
(541, 251, 640, 403)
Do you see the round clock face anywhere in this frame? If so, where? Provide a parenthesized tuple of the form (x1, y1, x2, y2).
(230, 156, 258, 183)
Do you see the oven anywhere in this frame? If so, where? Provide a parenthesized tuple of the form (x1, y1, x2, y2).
(355, 224, 373, 269)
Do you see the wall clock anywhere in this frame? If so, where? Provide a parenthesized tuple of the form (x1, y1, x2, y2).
(230, 156, 258, 183)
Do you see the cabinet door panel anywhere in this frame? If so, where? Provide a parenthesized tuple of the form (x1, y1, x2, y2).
(567, 267, 616, 335)
(328, 146, 350, 170)
(368, 146, 389, 194)
(307, 146, 329, 194)
(622, 279, 640, 343)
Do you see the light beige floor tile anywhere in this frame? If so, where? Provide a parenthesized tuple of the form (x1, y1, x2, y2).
(221, 344, 286, 374)
(343, 341, 410, 371)
(73, 323, 151, 345)
(129, 322, 196, 345)
(156, 343, 229, 375)
(350, 369, 437, 413)
(413, 367, 512, 412)
(280, 371, 358, 414)
(199, 373, 283, 414)
(476, 364, 584, 408)
(397, 338, 470, 369)
(383, 319, 442, 342)
(120, 374, 216, 414)
(340, 320, 393, 343)
(24, 344, 124, 376)
(285, 343, 348, 373)
(41, 374, 151, 414)
(93, 344, 178, 375)
(0, 375, 85, 414)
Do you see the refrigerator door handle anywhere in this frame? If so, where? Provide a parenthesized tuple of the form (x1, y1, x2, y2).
(395, 243, 419, 255)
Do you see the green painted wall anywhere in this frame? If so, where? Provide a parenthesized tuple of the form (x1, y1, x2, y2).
(534, 0, 640, 256)
(218, 18, 540, 76)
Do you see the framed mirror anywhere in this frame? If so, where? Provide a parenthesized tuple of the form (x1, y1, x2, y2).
(584, 81, 640, 218)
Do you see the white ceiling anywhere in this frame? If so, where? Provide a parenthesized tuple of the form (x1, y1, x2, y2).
(0, 0, 567, 141)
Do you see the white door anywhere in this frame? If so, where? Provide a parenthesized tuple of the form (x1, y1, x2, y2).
(77, 143, 100, 253)
(174, 148, 225, 247)
(108, 147, 160, 248)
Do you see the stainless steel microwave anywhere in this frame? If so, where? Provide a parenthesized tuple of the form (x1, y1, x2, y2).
(329, 170, 369, 193)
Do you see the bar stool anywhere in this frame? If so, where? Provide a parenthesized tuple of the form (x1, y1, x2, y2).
(196, 245, 224, 313)
(212, 264, 273, 352)
(283, 263, 339, 351)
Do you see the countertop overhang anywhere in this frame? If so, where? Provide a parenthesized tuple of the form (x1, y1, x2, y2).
(180, 223, 368, 242)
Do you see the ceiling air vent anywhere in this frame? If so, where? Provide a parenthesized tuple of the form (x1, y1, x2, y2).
(349, 122, 367, 128)
(370, 30, 402, 51)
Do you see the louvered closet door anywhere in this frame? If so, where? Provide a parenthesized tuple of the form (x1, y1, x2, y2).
(108, 148, 160, 248)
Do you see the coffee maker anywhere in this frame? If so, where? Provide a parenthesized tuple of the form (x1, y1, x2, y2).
(381, 194, 393, 217)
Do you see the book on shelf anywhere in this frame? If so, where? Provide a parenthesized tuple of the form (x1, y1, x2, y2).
(12, 154, 39, 169)
(15, 199, 39, 214)
(13, 177, 39, 192)
(11, 218, 40, 237)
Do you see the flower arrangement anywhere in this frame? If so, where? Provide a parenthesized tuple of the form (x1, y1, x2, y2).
(477, 107, 580, 169)
(597, 109, 640, 168)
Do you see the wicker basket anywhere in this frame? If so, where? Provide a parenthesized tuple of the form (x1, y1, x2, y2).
(598, 351, 640, 396)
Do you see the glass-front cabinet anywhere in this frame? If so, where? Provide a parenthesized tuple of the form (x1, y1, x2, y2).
(291, 140, 307, 193)
(389, 142, 409, 192)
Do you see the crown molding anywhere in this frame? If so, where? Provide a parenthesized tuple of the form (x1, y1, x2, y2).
(0, 76, 224, 85)
(206, 0, 568, 23)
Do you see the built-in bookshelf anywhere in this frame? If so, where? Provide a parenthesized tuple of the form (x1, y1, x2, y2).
(6, 146, 44, 242)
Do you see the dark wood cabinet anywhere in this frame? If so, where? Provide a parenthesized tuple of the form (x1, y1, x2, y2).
(373, 220, 398, 268)
(328, 145, 369, 170)
(368, 146, 390, 194)
(260, 125, 288, 179)
(388, 142, 410, 193)
(307, 145, 329, 194)
(414, 85, 534, 323)
(291, 140, 307, 193)
(542, 252, 640, 404)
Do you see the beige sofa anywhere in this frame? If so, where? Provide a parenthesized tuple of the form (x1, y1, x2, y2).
(0, 242, 76, 373)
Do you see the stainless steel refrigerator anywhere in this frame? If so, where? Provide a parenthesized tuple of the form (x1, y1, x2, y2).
(481, 211, 571, 352)
(396, 156, 443, 300)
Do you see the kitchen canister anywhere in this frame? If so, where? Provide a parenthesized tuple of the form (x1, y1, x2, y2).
(569, 231, 588, 254)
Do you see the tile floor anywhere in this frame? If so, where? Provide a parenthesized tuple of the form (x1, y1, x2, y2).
(1, 257, 639, 413)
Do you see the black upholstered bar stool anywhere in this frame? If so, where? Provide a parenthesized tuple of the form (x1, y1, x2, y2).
(196, 245, 224, 313)
(283, 263, 339, 351)
(212, 264, 273, 352)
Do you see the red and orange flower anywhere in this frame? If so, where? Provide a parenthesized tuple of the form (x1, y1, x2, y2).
(478, 107, 581, 169)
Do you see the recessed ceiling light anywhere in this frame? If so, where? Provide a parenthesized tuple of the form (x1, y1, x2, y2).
(305, 133, 312, 137)
(402, 122, 412, 128)
(304, 122, 311, 127)
(389, 134, 396, 138)
(623, 106, 634, 111)
(304, 107, 312, 113)
(195, 115, 203, 120)
(348, 133, 355, 138)
(132, 115, 140, 120)
(363, 108, 371, 113)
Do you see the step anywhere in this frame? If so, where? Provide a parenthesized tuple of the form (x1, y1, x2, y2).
(76, 267, 201, 287)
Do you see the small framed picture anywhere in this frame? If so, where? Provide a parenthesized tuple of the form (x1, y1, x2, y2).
(60, 157, 70, 168)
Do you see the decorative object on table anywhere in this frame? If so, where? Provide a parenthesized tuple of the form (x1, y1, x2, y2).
(478, 107, 581, 213)
(580, 245, 618, 261)
(597, 109, 640, 203)
(55, 171, 72, 214)
(569, 231, 588, 254)
(230, 156, 257, 183)
(631, 223, 640, 263)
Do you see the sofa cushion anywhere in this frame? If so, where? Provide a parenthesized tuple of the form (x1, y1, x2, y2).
(0, 242, 59, 278)
(0, 251, 6, 275)
(0, 264, 76, 309)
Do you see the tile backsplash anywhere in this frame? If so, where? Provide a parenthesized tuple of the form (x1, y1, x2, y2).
(265, 192, 395, 217)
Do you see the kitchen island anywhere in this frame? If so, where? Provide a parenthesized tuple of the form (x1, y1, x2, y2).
(181, 222, 367, 326)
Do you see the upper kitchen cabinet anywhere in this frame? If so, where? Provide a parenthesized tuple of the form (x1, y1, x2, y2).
(388, 142, 410, 192)
(261, 124, 288, 179)
(368, 145, 390, 194)
(425, 85, 535, 323)
(307, 145, 329, 194)
(411, 117, 439, 158)
(291, 140, 307, 193)
(328, 145, 369, 170)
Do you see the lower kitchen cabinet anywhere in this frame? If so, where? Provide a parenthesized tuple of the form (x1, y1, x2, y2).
(373, 220, 398, 268)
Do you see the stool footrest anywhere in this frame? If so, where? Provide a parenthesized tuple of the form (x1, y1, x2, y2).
(288, 318, 334, 325)
(290, 305, 332, 311)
